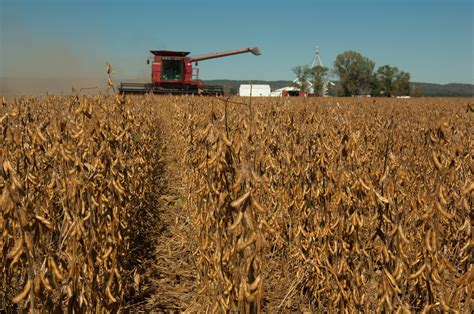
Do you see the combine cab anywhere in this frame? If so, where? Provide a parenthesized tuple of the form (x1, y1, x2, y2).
(119, 47, 261, 95)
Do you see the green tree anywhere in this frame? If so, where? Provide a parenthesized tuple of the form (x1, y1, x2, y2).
(370, 73, 382, 96)
(309, 65, 329, 96)
(334, 51, 375, 96)
(394, 71, 410, 96)
(326, 81, 335, 96)
(377, 65, 399, 97)
(375, 65, 411, 97)
(292, 65, 311, 93)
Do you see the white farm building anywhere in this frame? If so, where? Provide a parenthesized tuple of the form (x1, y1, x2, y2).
(239, 84, 271, 97)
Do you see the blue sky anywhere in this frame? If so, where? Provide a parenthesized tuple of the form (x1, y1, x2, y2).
(1, 0, 473, 85)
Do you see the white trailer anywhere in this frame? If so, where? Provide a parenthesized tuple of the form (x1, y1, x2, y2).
(239, 84, 271, 97)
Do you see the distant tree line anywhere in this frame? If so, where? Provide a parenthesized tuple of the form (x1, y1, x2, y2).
(293, 50, 411, 97)
(203, 79, 473, 97)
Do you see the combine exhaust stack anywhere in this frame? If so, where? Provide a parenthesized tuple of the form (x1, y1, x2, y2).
(119, 47, 261, 95)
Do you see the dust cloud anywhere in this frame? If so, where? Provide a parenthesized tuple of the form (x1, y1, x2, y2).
(1, 37, 150, 97)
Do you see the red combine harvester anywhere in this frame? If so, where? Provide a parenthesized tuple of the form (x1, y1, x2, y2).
(119, 47, 261, 95)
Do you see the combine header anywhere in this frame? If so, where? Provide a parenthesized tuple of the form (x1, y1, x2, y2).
(119, 47, 261, 95)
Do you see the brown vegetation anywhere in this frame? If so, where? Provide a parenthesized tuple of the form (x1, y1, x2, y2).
(1, 96, 472, 312)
